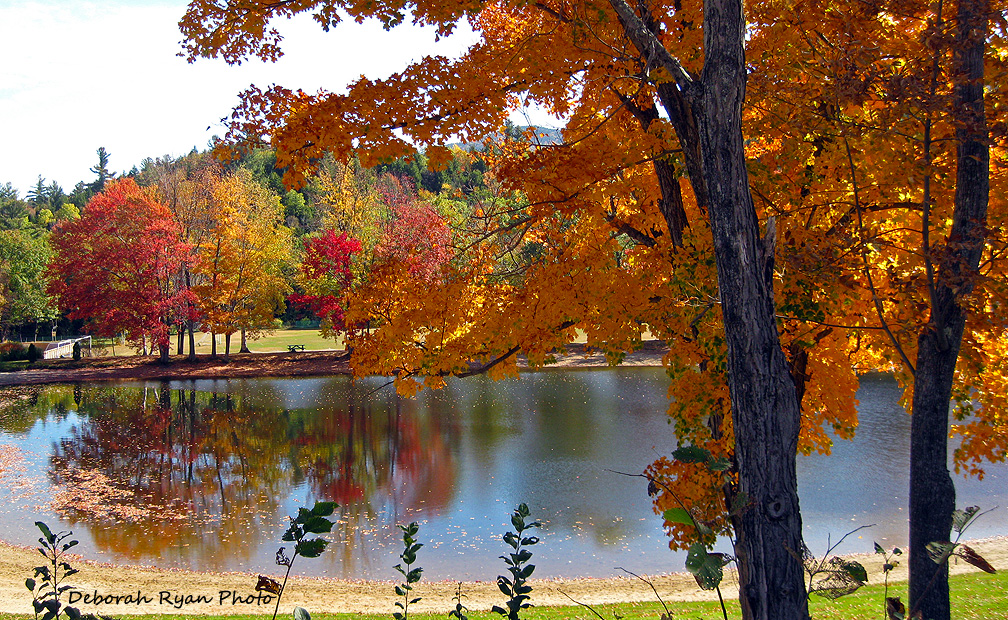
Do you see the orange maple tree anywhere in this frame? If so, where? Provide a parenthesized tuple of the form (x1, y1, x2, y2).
(180, 0, 1007, 617)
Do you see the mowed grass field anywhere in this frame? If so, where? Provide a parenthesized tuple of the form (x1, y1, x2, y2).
(89, 328, 345, 357)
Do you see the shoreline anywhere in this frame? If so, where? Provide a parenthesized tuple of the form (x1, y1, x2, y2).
(1, 537, 1004, 615)
(0, 342, 670, 388)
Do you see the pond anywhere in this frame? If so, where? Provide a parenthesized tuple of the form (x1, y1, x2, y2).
(0, 369, 1004, 581)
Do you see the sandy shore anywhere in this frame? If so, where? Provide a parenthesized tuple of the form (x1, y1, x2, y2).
(1, 537, 1004, 615)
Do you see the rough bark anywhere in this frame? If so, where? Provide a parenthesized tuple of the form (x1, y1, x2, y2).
(609, 0, 810, 617)
(696, 0, 809, 617)
(908, 0, 989, 617)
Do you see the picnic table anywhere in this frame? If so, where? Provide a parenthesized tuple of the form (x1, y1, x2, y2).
(287, 344, 306, 352)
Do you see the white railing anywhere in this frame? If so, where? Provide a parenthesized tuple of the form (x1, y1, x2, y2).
(43, 336, 92, 360)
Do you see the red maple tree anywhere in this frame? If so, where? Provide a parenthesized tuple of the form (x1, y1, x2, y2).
(48, 178, 192, 360)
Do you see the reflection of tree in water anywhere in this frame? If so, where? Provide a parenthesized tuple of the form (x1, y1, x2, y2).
(49, 382, 290, 566)
(41, 380, 459, 572)
(290, 386, 458, 518)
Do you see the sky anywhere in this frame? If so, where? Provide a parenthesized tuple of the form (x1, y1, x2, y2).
(0, 0, 550, 196)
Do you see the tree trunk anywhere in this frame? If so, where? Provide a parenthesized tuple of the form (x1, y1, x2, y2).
(224, 333, 231, 358)
(211, 330, 217, 357)
(240, 328, 251, 353)
(187, 320, 197, 361)
(909, 1, 989, 618)
(177, 326, 185, 355)
(697, 0, 809, 618)
(159, 342, 170, 364)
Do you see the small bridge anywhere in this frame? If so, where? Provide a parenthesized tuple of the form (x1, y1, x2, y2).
(43, 336, 92, 360)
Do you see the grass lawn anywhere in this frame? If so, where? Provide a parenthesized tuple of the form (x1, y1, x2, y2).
(88, 328, 345, 357)
(0, 570, 1002, 620)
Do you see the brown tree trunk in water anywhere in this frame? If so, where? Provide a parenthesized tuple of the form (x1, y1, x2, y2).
(909, 1, 989, 618)
(697, 0, 809, 616)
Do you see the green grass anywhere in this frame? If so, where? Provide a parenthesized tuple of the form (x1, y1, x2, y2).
(1, 570, 1003, 620)
(109, 328, 344, 357)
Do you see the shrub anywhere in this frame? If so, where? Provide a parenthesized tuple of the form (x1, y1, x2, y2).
(28, 343, 41, 363)
(0, 341, 27, 362)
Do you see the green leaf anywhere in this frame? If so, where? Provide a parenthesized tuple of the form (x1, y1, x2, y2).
(34, 522, 54, 544)
(874, 542, 885, 555)
(497, 580, 512, 597)
(521, 536, 539, 546)
(293, 606, 312, 620)
(297, 538, 329, 558)
(926, 541, 956, 564)
(512, 513, 525, 531)
(310, 501, 337, 517)
(409, 597, 422, 604)
(64, 607, 81, 620)
(395, 585, 407, 596)
(25, 578, 35, 591)
(842, 560, 868, 584)
(952, 506, 980, 534)
(672, 444, 711, 464)
(685, 543, 724, 590)
(708, 457, 731, 472)
(296, 507, 312, 523)
(407, 567, 423, 583)
(662, 507, 695, 527)
(520, 564, 536, 579)
(303, 516, 333, 534)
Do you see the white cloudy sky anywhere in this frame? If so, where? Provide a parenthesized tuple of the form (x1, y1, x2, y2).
(1, 0, 550, 196)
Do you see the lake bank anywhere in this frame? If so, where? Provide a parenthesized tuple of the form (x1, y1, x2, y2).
(0, 342, 670, 387)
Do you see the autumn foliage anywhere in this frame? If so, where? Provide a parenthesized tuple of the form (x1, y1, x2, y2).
(292, 228, 362, 335)
(48, 178, 191, 358)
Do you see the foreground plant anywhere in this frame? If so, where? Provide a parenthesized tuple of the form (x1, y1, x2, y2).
(255, 500, 337, 620)
(394, 522, 423, 620)
(492, 503, 540, 620)
(26, 521, 81, 620)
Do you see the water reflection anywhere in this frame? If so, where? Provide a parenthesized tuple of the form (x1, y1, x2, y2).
(0, 370, 1004, 580)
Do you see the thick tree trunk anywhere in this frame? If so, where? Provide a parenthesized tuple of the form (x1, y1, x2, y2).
(177, 326, 185, 355)
(909, 1, 989, 618)
(240, 328, 251, 353)
(159, 342, 170, 363)
(608, 0, 809, 617)
(211, 330, 217, 357)
(224, 333, 231, 358)
(697, 0, 809, 618)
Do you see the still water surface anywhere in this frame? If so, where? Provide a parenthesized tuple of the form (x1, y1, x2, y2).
(0, 370, 1004, 580)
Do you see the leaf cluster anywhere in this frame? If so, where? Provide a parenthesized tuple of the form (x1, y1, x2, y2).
(492, 503, 540, 620)
(281, 500, 337, 560)
(25, 521, 81, 620)
(393, 521, 423, 620)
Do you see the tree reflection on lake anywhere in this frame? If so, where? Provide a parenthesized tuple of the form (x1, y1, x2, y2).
(0, 370, 1004, 580)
